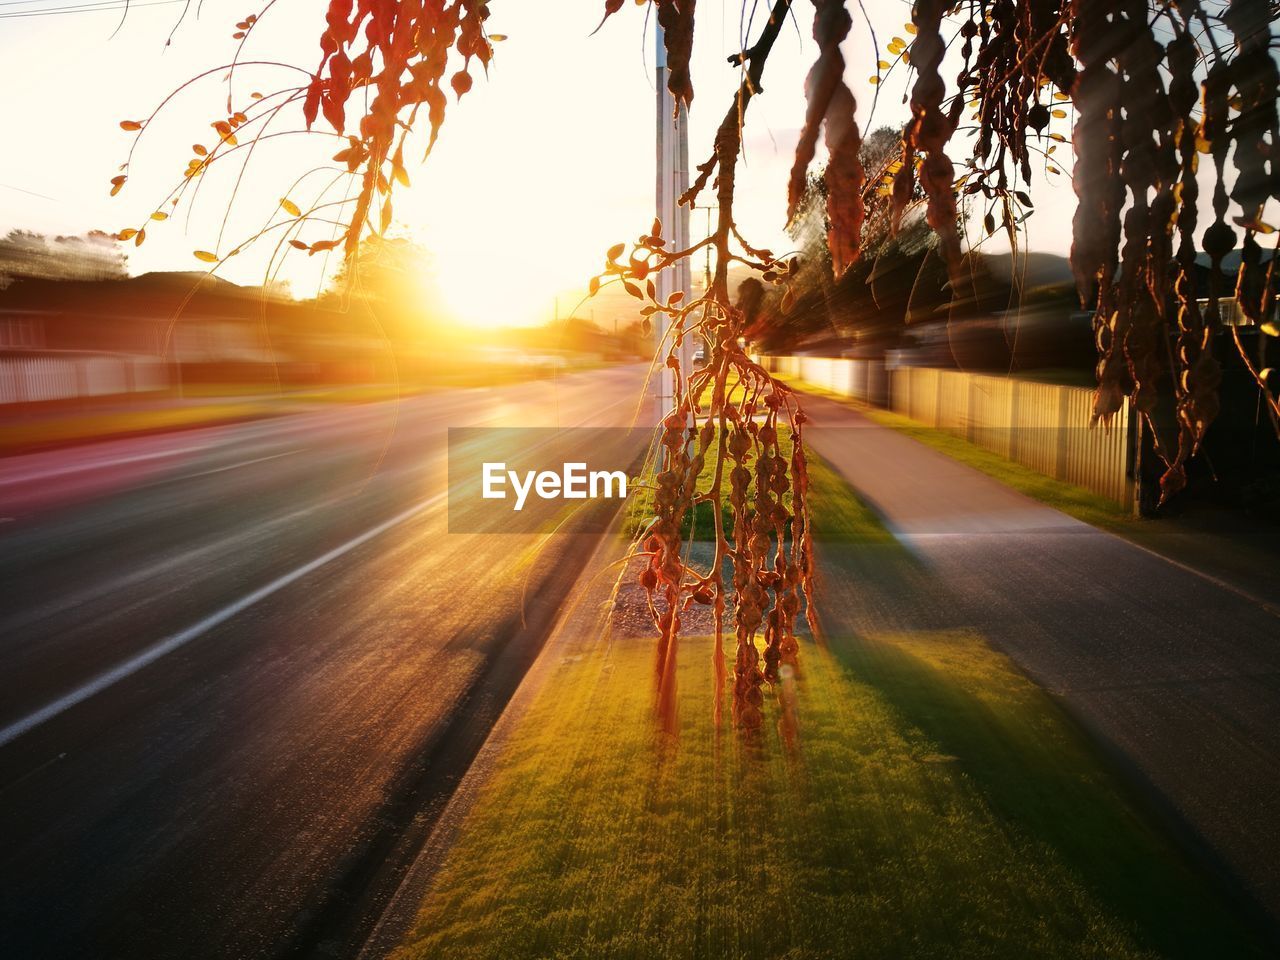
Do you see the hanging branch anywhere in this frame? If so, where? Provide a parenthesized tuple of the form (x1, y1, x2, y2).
(116, 0, 1280, 735)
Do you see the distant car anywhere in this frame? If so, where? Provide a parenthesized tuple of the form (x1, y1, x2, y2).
(692, 346, 706, 366)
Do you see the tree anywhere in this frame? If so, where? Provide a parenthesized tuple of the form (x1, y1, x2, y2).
(323, 234, 445, 347)
(114, 0, 1280, 729)
(0, 230, 127, 289)
(750, 125, 954, 352)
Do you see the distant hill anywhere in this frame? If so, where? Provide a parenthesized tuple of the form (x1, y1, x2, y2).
(982, 251, 1074, 289)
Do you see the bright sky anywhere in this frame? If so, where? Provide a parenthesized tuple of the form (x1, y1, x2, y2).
(0, 0, 1084, 329)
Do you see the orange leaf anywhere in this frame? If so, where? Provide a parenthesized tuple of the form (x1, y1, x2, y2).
(391, 150, 410, 187)
(193, 250, 219, 263)
(280, 198, 301, 217)
(119, 120, 143, 131)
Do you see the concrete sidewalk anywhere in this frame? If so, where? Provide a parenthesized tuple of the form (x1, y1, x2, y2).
(799, 391, 1280, 929)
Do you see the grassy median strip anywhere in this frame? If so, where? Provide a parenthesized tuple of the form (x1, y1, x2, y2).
(625, 431, 893, 545)
(390, 478, 1262, 960)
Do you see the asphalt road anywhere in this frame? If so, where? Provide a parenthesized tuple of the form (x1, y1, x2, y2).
(801, 392, 1280, 936)
(0, 365, 650, 960)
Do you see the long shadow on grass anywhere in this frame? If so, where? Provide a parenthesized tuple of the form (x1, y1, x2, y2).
(816, 539, 1270, 960)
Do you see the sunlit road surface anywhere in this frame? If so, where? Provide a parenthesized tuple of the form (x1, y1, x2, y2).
(0, 365, 650, 959)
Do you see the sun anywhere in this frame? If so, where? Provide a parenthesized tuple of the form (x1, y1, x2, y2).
(430, 242, 563, 330)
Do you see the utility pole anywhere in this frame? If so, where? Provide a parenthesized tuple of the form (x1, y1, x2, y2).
(691, 202, 716, 361)
(691, 203, 716, 293)
(654, 21, 692, 421)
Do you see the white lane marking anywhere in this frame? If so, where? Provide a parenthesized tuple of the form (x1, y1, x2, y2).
(156, 450, 298, 483)
(0, 377, 647, 747)
(0, 443, 214, 487)
(0, 491, 446, 749)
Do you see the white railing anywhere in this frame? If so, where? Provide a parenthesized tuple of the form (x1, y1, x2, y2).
(758, 354, 1132, 507)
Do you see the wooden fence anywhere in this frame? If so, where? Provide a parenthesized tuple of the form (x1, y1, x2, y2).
(757, 354, 1133, 507)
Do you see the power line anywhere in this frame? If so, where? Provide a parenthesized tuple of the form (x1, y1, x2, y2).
(0, 0, 130, 7)
(0, 182, 59, 202)
(0, 0, 99, 6)
(0, 0, 186, 18)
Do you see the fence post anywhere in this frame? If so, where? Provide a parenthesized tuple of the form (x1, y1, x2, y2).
(1054, 385, 1069, 480)
(1007, 379, 1018, 460)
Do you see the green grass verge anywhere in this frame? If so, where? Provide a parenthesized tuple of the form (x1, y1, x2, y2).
(391, 631, 1260, 960)
(390, 472, 1263, 960)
